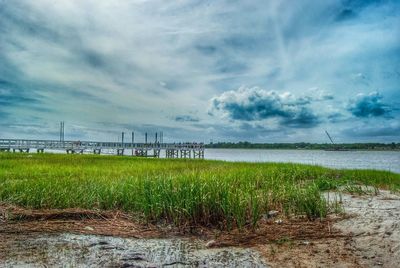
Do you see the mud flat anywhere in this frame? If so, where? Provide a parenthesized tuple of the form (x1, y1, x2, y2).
(0, 233, 268, 267)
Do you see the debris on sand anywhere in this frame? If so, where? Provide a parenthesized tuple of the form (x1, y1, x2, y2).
(1, 190, 399, 267)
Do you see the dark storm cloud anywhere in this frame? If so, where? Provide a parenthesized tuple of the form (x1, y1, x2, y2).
(0, 1, 144, 82)
(342, 0, 388, 10)
(281, 108, 320, 128)
(0, 2, 60, 42)
(327, 112, 347, 123)
(0, 79, 43, 109)
(335, 9, 357, 21)
(336, 0, 391, 21)
(342, 124, 400, 138)
(210, 87, 320, 128)
(0, 111, 9, 119)
(347, 92, 392, 118)
(195, 45, 217, 55)
(215, 59, 248, 74)
(222, 35, 262, 52)
(174, 115, 200, 122)
(80, 50, 107, 69)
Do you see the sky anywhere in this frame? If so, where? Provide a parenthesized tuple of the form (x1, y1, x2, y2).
(0, 0, 399, 143)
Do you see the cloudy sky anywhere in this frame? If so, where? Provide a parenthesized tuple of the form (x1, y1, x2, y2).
(0, 0, 399, 143)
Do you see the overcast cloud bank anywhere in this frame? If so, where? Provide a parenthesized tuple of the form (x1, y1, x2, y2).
(0, 0, 399, 142)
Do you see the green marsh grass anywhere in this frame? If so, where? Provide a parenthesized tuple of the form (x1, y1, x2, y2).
(0, 153, 399, 229)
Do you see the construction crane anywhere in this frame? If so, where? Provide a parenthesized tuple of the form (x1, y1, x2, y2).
(325, 130, 335, 145)
(324, 130, 349, 151)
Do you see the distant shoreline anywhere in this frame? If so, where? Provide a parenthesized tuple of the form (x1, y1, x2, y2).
(205, 142, 400, 151)
(205, 147, 400, 151)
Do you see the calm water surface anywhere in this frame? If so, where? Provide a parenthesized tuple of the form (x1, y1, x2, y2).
(205, 149, 400, 173)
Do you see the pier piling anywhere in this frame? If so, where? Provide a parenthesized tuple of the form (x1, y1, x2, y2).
(180, 149, 191, 159)
(117, 149, 124, 156)
(0, 138, 205, 159)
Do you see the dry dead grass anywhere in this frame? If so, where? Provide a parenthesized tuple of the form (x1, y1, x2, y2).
(0, 204, 365, 267)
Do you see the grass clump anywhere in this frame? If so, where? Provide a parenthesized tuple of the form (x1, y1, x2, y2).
(0, 153, 399, 229)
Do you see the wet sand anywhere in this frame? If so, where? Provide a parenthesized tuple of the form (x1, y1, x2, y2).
(0, 233, 268, 267)
(333, 190, 400, 268)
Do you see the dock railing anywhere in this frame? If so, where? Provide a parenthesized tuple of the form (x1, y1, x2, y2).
(0, 138, 204, 158)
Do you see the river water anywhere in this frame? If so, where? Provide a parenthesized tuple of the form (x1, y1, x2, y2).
(204, 149, 400, 173)
(48, 148, 400, 173)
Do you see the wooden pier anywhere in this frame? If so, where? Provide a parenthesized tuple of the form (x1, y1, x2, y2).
(0, 139, 205, 159)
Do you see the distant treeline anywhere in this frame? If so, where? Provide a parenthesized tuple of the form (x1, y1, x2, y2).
(205, 142, 400, 150)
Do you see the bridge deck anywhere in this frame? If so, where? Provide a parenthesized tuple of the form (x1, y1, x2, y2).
(0, 139, 204, 158)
